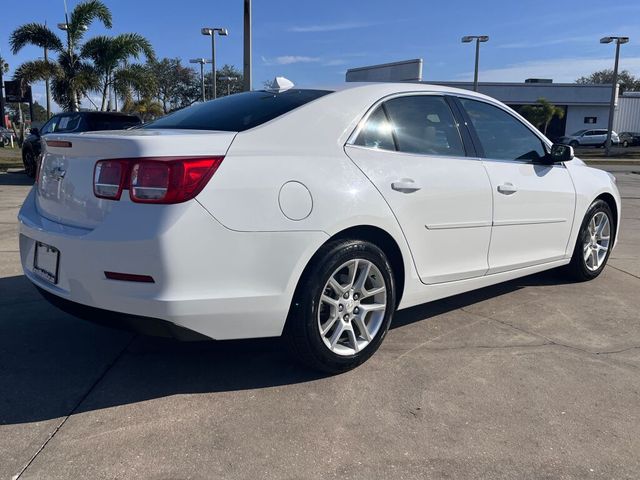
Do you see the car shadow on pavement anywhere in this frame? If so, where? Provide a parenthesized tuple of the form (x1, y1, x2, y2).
(0, 269, 573, 425)
(0, 170, 34, 186)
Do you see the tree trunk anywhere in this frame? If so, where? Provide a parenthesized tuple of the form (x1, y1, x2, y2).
(101, 74, 109, 111)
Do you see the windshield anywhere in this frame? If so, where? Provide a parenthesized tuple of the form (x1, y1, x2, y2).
(144, 89, 332, 132)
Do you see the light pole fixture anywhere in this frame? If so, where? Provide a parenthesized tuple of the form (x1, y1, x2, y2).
(201, 27, 229, 100)
(462, 35, 489, 92)
(190, 58, 212, 102)
(600, 36, 629, 156)
(219, 76, 238, 96)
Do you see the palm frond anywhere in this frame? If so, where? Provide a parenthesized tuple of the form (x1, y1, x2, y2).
(13, 60, 62, 84)
(10, 23, 64, 54)
(69, 0, 112, 43)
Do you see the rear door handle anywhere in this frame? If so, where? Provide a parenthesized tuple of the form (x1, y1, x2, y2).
(497, 182, 517, 195)
(391, 179, 422, 193)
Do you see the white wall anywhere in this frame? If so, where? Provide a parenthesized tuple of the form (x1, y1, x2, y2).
(564, 105, 610, 135)
(614, 96, 640, 133)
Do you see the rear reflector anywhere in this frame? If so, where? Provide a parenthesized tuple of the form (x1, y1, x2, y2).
(45, 140, 73, 148)
(105, 271, 155, 283)
(93, 156, 224, 204)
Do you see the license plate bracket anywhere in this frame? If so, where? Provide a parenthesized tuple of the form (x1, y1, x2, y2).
(33, 241, 60, 284)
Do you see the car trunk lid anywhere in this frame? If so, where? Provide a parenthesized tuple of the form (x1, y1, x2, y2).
(36, 129, 237, 229)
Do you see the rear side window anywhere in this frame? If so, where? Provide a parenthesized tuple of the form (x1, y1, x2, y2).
(144, 89, 332, 132)
(354, 107, 395, 150)
(460, 98, 546, 162)
(55, 114, 82, 133)
(355, 95, 465, 157)
(88, 115, 141, 131)
(383, 96, 465, 156)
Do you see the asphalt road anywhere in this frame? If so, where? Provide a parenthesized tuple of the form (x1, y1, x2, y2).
(1, 167, 639, 480)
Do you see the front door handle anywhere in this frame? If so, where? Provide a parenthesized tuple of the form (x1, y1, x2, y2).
(391, 179, 422, 193)
(497, 182, 517, 195)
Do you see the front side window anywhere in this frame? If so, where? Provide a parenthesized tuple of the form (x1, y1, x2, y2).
(461, 98, 547, 162)
(40, 117, 58, 135)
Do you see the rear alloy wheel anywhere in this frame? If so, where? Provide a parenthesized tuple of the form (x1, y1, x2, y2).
(286, 240, 395, 373)
(23, 150, 37, 178)
(569, 140, 579, 148)
(623, 140, 629, 148)
(566, 200, 614, 281)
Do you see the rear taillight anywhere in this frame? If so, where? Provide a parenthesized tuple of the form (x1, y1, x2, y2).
(94, 159, 128, 200)
(93, 156, 224, 204)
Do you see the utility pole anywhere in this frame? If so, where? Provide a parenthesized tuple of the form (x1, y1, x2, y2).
(600, 36, 629, 157)
(0, 60, 6, 128)
(243, 0, 252, 91)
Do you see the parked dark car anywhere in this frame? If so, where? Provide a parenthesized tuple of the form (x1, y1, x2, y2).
(22, 111, 142, 177)
(619, 131, 640, 147)
(0, 127, 15, 147)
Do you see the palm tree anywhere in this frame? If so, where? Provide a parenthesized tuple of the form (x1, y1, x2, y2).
(9, 23, 62, 118)
(82, 34, 155, 110)
(10, 0, 112, 112)
(0, 56, 8, 128)
(520, 98, 565, 135)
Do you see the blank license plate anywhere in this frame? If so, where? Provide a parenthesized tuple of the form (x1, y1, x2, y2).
(33, 241, 60, 284)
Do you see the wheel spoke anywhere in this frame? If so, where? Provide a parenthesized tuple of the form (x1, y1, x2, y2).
(329, 321, 345, 348)
(328, 277, 346, 295)
(321, 314, 339, 336)
(345, 325, 359, 353)
(592, 249, 600, 269)
(353, 315, 372, 342)
(353, 262, 371, 292)
(321, 294, 339, 308)
(346, 260, 359, 289)
(361, 285, 385, 299)
(359, 303, 386, 314)
(583, 245, 591, 263)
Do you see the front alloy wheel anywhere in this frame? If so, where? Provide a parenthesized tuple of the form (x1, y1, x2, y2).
(286, 239, 395, 373)
(566, 199, 615, 281)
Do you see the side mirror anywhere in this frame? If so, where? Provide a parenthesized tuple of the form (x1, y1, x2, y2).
(30, 127, 40, 136)
(548, 143, 574, 163)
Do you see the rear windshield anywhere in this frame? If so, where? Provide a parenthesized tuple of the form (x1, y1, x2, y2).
(88, 115, 141, 131)
(143, 89, 332, 132)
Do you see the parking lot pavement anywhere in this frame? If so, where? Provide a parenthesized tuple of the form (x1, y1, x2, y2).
(1, 167, 639, 480)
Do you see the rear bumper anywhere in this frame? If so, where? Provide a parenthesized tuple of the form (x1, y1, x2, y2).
(36, 286, 209, 340)
(19, 189, 328, 340)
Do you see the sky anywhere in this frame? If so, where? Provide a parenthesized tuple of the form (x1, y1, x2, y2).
(2, 0, 640, 111)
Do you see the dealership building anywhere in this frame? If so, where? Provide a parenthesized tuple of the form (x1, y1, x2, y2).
(346, 59, 640, 140)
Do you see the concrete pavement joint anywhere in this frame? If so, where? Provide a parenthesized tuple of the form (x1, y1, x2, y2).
(468, 308, 640, 361)
(12, 335, 137, 480)
(608, 264, 640, 280)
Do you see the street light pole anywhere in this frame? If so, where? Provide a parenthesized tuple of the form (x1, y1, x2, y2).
(201, 27, 228, 100)
(219, 76, 238, 96)
(462, 35, 489, 92)
(600, 36, 629, 157)
(190, 58, 211, 102)
(0, 59, 6, 128)
(243, 0, 252, 92)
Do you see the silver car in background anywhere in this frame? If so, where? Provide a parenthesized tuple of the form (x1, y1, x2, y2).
(559, 129, 620, 148)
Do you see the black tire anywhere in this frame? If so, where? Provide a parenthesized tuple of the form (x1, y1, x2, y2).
(569, 140, 579, 148)
(1, 137, 9, 147)
(23, 149, 37, 178)
(565, 199, 615, 281)
(285, 239, 396, 373)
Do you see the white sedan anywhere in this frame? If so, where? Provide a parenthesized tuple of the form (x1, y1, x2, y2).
(18, 82, 620, 372)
